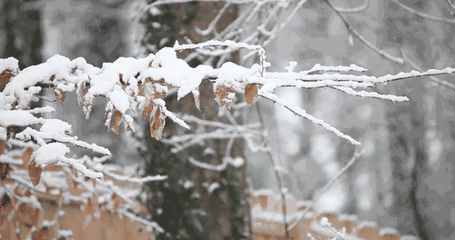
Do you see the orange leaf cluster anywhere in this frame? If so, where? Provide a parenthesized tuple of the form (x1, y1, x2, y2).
(0, 69, 13, 91)
(111, 110, 123, 135)
(214, 85, 235, 107)
(144, 103, 165, 140)
(244, 84, 258, 105)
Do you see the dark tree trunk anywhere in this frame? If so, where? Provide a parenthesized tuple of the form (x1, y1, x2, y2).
(0, 0, 43, 67)
(386, 99, 428, 237)
(41, 0, 131, 160)
(140, 2, 250, 240)
(382, 1, 455, 239)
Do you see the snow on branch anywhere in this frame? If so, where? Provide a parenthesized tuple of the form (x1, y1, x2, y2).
(333, 87, 409, 102)
(163, 114, 263, 153)
(259, 91, 361, 145)
(143, 0, 309, 64)
(1, 42, 455, 238)
(1, 43, 455, 147)
(401, 49, 455, 92)
(174, 40, 264, 53)
(103, 170, 167, 184)
(301, 63, 367, 74)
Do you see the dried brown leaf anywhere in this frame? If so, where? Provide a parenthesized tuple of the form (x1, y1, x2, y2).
(215, 86, 235, 107)
(21, 147, 33, 166)
(111, 110, 122, 135)
(84, 195, 97, 216)
(0, 193, 13, 226)
(112, 193, 123, 209)
(65, 173, 83, 196)
(143, 102, 154, 120)
(244, 84, 258, 105)
(138, 80, 145, 97)
(28, 163, 42, 186)
(54, 89, 65, 103)
(0, 69, 13, 91)
(149, 108, 165, 140)
(0, 163, 10, 180)
(215, 86, 228, 106)
(32, 226, 56, 240)
(0, 140, 6, 155)
(16, 203, 41, 227)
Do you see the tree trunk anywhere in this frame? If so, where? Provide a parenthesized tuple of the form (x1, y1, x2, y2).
(140, 3, 250, 240)
(41, 0, 132, 161)
(0, 0, 43, 67)
(383, 1, 455, 239)
(386, 99, 427, 237)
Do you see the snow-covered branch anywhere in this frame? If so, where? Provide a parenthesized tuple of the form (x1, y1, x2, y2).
(1, 41, 455, 239)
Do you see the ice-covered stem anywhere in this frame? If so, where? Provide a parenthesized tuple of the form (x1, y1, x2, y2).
(1, 46, 455, 146)
(173, 40, 264, 53)
(163, 114, 263, 153)
(143, 0, 309, 61)
(288, 148, 362, 231)
(255, 103, 290, 239)
(259, 91, 361, 145)
(401, 49, 455, 92)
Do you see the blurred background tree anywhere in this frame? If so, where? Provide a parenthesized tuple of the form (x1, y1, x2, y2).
(2, 1, 455, 240)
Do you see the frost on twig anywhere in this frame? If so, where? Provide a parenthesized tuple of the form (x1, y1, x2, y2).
(3, 43, 452, 147)
(143, 0, 309, 65)
(1, 41, 455, 238)
(401, 48, 455, 92)
(164, 117, 264, 154)
(259, 91, 361, 145)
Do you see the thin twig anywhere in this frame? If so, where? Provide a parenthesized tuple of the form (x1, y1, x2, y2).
(331, 0, 369, 13)
(448, 0, 455, 9)
(322, 0, 404, 64)
(259, 91, 361, 145)
(401, 48, 455, 92)
(256, 103, 291, 239)
(392, 0, 455, 24)
(288, 147, 362, 231)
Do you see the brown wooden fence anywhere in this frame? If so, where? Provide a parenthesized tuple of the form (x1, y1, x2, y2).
(250, 190, 419, 240)
(1, 190, 419, 240)
(0, 194, 153, 240)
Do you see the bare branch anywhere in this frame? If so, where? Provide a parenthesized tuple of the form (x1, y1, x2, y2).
(255, 103, 290, 239)
(392, 0, 455, 24)
(259, 90, 361, 145)
(448, 0, 455, 9)
(401, 49, 455, 92)
(331, 0, 369, 13)
(322, 0, 404, 64)
(288, 148, 362, 230)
